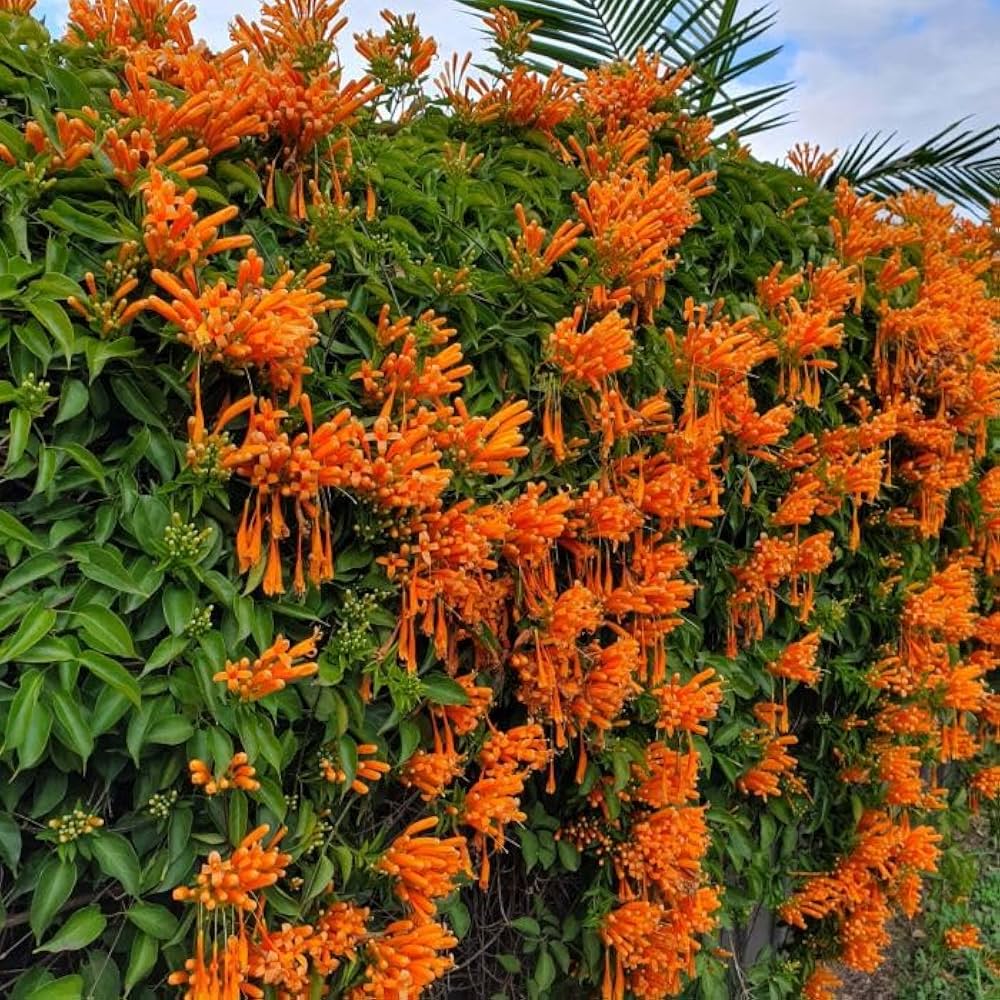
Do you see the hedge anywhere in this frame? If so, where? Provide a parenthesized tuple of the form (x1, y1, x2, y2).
(0, 2, 997, 999)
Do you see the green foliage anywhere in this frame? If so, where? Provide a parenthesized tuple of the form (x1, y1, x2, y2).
(0, 6, 995, 1000)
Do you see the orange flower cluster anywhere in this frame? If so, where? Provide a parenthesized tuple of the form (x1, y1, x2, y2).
(148, 252, 338, 401)
(781, 810, 941, 971)
(737, 733, 800, 800)
(42, 4, 992, 997)
(189, 752, 260, 795)
(173, 825, 290, 911)
(319, 743, 391, 795)
(214, 632, 320, 701)
(600, 888, 721, 999)
(509, 203, 584, 281)
(573, 157, 714, 320)
(462, 724, 548, 886)
(802, 965, 843, 1000)
(944, 923, 984, 950)
(350, 919, 457, 998)
(768, 631, 822, 685)
(549, 309, 634, 388)
(376, 817, 471, 920)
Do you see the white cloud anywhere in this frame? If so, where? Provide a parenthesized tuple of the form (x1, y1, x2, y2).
(748, 0, 1000, 165)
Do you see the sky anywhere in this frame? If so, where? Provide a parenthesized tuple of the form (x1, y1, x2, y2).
(33, 0, 1000, 167)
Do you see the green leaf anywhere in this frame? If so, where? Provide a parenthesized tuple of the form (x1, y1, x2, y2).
(35, 906, 106, 953)
(6, 407, 31, 468)
(54, 379, 89, 425)
(147, 716, 194, 746)
(4, 670, 46, 747)
(71, 545, 147, 596)
(0, 812, 23, 873)
(90, 832, 141, 896)
(58, 444, 106, 490)
(49, 689, 94, 763)
(534, 950, 556, 991)
(126, 902, 178, 940)
(30, 856, 77, 941)
(123, 932, 157, 995)
(26, 299, 74, 364)
(26, 976, 84, 1000)
(0, 509, 41, 548)
(419, 674, 470, 705)
(39, 200, 127, 243)
(162, 585, 195, 636)
(0, 602, 55, 664)
(143, 635, 189, 672)
(19, 703, 53, 771)
(78, 650, 141, 707)
(0, 552, 64, 597)
(74, 606, 137, 658)
(511, 916, 540, 937)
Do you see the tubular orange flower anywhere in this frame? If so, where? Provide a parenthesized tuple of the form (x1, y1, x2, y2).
(509, 203, 584, 281)
(377, 817, 472, 921)
(944, 924, 983, 950)
(549, 308, 634, 388)
(401, 749, 464, 801)
(787, 142, 836, 182)
(320, 742, 391, 795)
(803, 963, 843, 1000)
(768, 631, 822, 685)
(214, 632, 320, 701)
(351, 919, 457, 998)
(147, 251, 339, 400)
(189, 752, 260, 795)
(22, 111, 96, 171)
(67, 0, 196, 50)
(655, 669, 723, 737)
(140, 167, 252, 276)
(737, 733, 799, 800)
(173, 825, 290, 910)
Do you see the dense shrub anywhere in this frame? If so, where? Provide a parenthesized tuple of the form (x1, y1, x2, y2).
(0, 2, 997, 999)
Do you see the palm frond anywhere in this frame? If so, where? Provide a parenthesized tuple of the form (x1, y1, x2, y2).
(825, 120, 1000, 214)
(454, 0, 792, 137)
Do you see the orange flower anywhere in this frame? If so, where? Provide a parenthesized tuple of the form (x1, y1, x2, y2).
(549, 308, 634, 388)
(377, 816, 472, 921)
(463, 724, 548, 885)
(768, 631, 822, 685)
(173, 825, 290, 910)
(944, 924, 983, 950)
(22, 111, 96, 171)
(248, 920, 313, 995)
(573, 158, 713, 319)
(803, 965, 842, 1000)
(655, 669, 722, 737)
(632, 745, 700, 808)
(189, 752, 260, 795)
(147, 251, 339, 400)
(67, 0, 195, 50)
(401, 749, 464, 801)
(355, 11, 437, 93)
(582, 52, 691, 134)
(168, 932, 249, 1000)
(0, 0, 36, 12)
(214, 632, 320, 701)
(319, 743, 391, 795)
(308, 901, 369, 976)
(737, 734, 799, 800)
(787, 142, 836, 182)
(351, 919, 457, 998)
(509, 203, 584, 281)
(140, 167, 252, 276)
